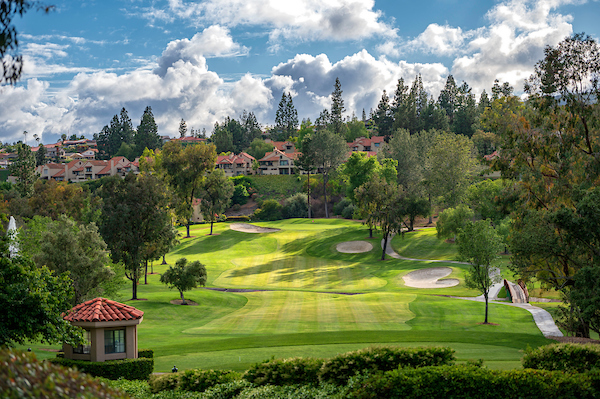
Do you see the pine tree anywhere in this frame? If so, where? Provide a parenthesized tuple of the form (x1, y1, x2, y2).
(330, 77, 345, 135)
(478, 90, 491, 114)
(119, 108, 135, 145)
(373, 90, 394, 140)
(35, 144, 46, 166)
(438, 75, 458, 124)
(274, 92, 287, 136)
(134, 106, 161, 157)
(286, 93, 298, 137)
(179, 119, 188, 138)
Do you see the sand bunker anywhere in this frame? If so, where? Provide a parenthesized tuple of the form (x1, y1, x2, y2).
(229, 223, 281, 234)
(402, 267, 459, 289)
(336, 240, 373, 253)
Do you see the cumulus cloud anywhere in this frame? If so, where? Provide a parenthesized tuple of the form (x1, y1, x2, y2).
(451, 0, 575, 93)
(140, 0, 394, 44)
(405, 24, 469, 56)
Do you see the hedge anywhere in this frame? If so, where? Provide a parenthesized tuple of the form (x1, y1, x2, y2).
(138, 349, 154, 359)
(48, 357, 154, 380)
(149, 372, 181, 393)
(178, 369, 241, 392)
(1, 349, 128, 399)
(244, 357, 323, 386)
(319, 346, 456, 385)
(347, 365, 600, 399)
(522, 343, 600, 372)
(227, 215, 251, 222)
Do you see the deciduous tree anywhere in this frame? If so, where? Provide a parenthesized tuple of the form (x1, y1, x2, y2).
(197, 169, 234, 235)
(160, 258, 207, 305)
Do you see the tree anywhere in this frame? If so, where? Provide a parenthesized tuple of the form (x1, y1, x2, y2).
(355, 177, 405, 260)
(1, 1, 53, 84)
(296, 134, 317, 218)
(275, 92, 298, 139)
(345, 117, 368, 142)
(246, 138, 274, 161)
(330, 77, 345, 135)
(197, 169, 234, 235)
(426, 132, 478, 207)
(19, 215, 118, 305)
(304, 129, 347, 218)
(458, 220, 503, 324)
(438, 75, 458, 125)
(160, 140, 217, 237)
(436, 204, 474, 242)
(99, 173, 173, 300)
(339, 152, 397, 202)
(452, 81, 478, 137)
(179, 119, 188, 138)
(27, 179, 99, 223)
(35, 144, 46, 166)
(134, 106, 161, 157)
(160, 258, 207, 305)
(0, 226, 83, 347)
(95, 108, 135, 159)
(9, 142, 35, 198)
(373, 90, 393, 140)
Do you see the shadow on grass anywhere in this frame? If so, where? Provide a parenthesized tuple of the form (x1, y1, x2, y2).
(170, 228, 266, 256)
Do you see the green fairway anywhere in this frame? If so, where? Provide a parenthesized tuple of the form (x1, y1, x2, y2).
(32, 219, 554, 372)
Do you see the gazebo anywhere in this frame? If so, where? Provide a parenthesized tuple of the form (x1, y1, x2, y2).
(62, 298, 144, 362)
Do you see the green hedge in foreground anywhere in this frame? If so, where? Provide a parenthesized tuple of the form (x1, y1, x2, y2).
(522, 343, 600, 372)
(48, 357, 154, 380)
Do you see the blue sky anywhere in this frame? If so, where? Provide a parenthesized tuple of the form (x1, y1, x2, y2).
(1, 0, 599, 145)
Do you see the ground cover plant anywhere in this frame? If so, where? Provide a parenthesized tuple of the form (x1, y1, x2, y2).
(26, 219, 554, 373)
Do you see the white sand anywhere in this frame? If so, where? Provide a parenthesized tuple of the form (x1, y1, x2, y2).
(229, 223, 281, 233)
(336, 240, 373, 253)
(402, 267, 459, 289)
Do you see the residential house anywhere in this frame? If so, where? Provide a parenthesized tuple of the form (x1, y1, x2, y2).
(30, 143, 65, 160)
(348, 136, 385, 153)
(265, 139, 296, 153)
(258, 148, 300, 175)
(36, 156, 138, 182)
(216, 152, 256, 177)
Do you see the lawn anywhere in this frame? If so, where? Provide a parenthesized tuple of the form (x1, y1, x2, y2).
(24, 219, 554, 372)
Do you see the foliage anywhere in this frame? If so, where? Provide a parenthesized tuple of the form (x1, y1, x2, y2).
(212, 112, 262, 154)
(197, 169, 234, 234)
(465, 179, 507, 223)
(245, 138, 274, 161)
(458, 220, 503, 323)
(274, 92, 299, 139)
(27, 179, 100, 223)
(231, 184, 250, 206)
(0, 231, 83, 347)
(570, 266, 600, 335)
(319, 346, 456, 386)
(179, 369, 241, 392)
(95, 108, 135, 160)
(149, 373, 181, 393)
(134, 106, 161, 158)
(0, 349, 129, 399)
(160, 258, 207, 305)
(49, 357, 154, 380)
(341, 203, 356, 219)
(330, 77, 345, 136)
(436, 204, 474, 241)
(160, 140, 217, 237)
(346, 117, 368, 142)
(254, 199, 283, 221)
(19, 214, 117, 305)
(9, 142, 35, 198)
(347, 364, 600, 399)
(338, 152, 397, 203)
(401, 196, 430, 231)
(282, 193, 309, 219)
(243, 357, 322, 386)
(137, 349, 154, 359)
(471, 130, 499, 157)
(372, 90, 394, 139)
(333, 198, 352, 216)
(35, 144, 46, 166)
(99, 173, 173, 300)
(522, 343, 600, 372)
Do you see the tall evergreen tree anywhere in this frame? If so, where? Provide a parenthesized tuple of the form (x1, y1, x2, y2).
(10, 143, 36, 197)
(134, 106, 161, 157)
(274, 92, 298, 139)
(330, 77, 345, 135)
(35, 144, 46, 166)
(478, 90, 491, 114)
(453, 82, 478, 137)
(373, 90, 394, 140)
(438, 75, 458, 124)
(179, 119, 188, 138)
(118, 107, 135, 145)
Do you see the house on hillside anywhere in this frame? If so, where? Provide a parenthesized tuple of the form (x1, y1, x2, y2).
(258, 148, 300, 175)
(36, 156, 139, 182)
(216, 152, 256, 177)
(348, 136, 385, 153)
(265, 139, 296, 153)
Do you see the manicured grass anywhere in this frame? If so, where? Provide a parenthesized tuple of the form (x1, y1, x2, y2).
(34, 219, 555, 372)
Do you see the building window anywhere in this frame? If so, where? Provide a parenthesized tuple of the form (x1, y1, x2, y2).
(73, 330, 91, 354)
(85, 167, 92, 172)
(104, 329, 125, 354)
(374, 143, 380, 147)
(280, 160, 289, 166)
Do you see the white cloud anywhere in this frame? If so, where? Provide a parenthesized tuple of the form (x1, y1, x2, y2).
(405, 24, 469, 56)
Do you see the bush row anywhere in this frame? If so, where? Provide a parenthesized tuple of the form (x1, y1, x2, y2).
(149, 369, 241, 393)
(348, 364, 600, 399)
(138, 348, 154, 359)
(244, 346, 456, 387)
(522, 343, 600, 372)
(48, 356, 154, 380)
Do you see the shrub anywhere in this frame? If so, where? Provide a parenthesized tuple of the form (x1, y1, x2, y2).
(243, 357, 323, 386)
(333, 198, 352, 216)
(282, 193, 309, 219)
(231, 184, 250, 206)
(48, 357, 154, 380)
(0, 348, 128, 398)
(347, 364, 600, 399)
(199, 380, 254, 399)
(253, 199, 282, 221)
(230, 175, 255, 190)
(232, 204, 241, 212)
(179, 369, 240, 392)
(138, 349, 154, 359)
(228, 215, 251, 222)
(522, 343, 600, 372)
(149, 372, 182, 393)
(341, 203, 356, 219)
(318, 346, 455, 385)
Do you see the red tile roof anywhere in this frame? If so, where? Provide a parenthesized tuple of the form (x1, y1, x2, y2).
(64, 297, 144, 322)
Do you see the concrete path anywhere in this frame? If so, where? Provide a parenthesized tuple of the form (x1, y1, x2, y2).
(382, 235, 563, 338)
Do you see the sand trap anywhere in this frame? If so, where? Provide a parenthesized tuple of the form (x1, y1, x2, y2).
(336, 240, 373, 253)
(229, 223, 281, 234)
(403, 267, 459, 289)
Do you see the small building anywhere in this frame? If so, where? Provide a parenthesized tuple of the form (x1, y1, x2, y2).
(62, 297, 144, 362)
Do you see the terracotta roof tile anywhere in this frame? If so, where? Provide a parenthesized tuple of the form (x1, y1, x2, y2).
(63, 297, 144, 322)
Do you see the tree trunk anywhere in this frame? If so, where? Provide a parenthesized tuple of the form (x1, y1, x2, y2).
(162, 255, 167, 265)
(369, 227, 373, 238)
(484, 292, 489, 324)
(144, 260, 148, 284)
(131, 267, 138, 300)
(428, 194, 433, 224)
(186, 221, 191, 238)
(323, 173, 329, 218)
(381, 233, 388, 261)
(210, 220, 214, 235)
(180, 290, 187, 305)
